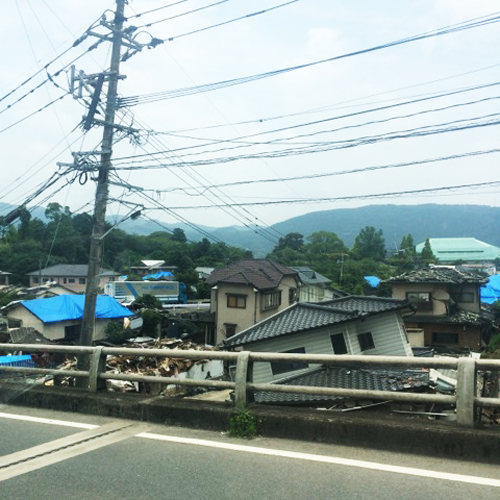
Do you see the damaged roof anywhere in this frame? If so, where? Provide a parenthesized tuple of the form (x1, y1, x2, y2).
(384, 266, 488, 285)
(225, 296, 411, 347)
(255, 366, 430, 405)
(291, 266, 331, 286)
(206, 259, 297, 291)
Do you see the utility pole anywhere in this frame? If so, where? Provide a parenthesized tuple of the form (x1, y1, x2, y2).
(79, 0, 126, 348)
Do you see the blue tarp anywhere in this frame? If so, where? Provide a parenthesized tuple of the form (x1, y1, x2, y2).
(364, 276, 381, 288)
(0, 355, 33, 367)
(20, 295, 133, 323)
(481, 274, 500, 304)
(142, 271, 173, 281)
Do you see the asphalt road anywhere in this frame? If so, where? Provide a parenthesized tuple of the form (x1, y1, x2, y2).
(1, 404, 499, 500)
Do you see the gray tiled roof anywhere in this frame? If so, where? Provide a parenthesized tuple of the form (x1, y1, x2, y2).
(27, 264, 118, 277)
(225, 296, 411, 347)
(291, 266, 331, 286)
(255, 366, 430, 404)
(384, 267, 487, 285)
(206, 259, 297, 290)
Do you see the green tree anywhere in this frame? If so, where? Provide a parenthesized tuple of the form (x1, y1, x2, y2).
(351, 226, 386, 261)
(420, 238, 436, 265)
(305, 231, 346, 255)
(171, 227, 187, 243)
(274, 232, 304, 252)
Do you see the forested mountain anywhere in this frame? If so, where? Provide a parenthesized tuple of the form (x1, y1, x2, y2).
(120, 204, 500, 256)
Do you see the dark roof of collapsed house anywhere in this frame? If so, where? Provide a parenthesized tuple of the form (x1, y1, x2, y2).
(206, 259, 297, 290)
(225, 296, 412, 347)
(254, 365, 430, 405)
(384, 266, 488, 285)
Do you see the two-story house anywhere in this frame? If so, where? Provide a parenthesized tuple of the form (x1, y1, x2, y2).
(206, 259, 299, 344)
(291, 266, 347, 303)
(224, 295, 414, 388)
(385, 266, 489, 349)
(27, 264, 120, 294)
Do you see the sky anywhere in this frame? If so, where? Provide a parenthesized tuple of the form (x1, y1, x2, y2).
(0, 0, 499, 243)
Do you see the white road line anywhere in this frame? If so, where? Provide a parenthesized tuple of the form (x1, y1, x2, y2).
(138, 433, 500, 488)
(2, 411, 499, 488)
(0, 412, 98, 429)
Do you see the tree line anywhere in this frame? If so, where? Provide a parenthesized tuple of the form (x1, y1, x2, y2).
(0, 203, 252, 297)
(0, 203, 437, 298)
(266, 227, 436, 295)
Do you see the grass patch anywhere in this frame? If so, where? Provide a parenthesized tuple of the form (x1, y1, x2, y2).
(228, 403, 259, 439)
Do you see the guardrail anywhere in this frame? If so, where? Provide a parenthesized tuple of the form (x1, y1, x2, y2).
(0, 343, 499, 429)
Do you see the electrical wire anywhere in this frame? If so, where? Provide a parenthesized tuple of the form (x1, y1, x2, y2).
(136, 0, 234, 28)
(117, 11, 500, 107)
(150, 180, 500, 210)
(130, 148, 500, 194)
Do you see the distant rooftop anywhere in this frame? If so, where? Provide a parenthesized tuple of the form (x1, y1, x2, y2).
(27, 264, 118, 277)
(415, 238, 500, 263)
(385, 266, 488, 285)
(206, 259, 297, 291)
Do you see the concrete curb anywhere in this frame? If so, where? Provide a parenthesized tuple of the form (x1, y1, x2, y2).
(2, 384, 499, 463)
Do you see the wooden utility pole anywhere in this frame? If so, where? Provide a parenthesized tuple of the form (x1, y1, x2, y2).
(79, 0, 126, 348)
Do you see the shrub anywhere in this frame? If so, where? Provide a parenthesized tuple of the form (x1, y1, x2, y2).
(141, 309, 162, 336)
(105, 322, 132, 344)
(228, 403, 259, 439)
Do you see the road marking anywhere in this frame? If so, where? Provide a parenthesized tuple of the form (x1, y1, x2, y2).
(0, 412, 98, 429)
(2, 411, 499, 488)
(138, 432, 500, 488)
(0, 422, 148, 482)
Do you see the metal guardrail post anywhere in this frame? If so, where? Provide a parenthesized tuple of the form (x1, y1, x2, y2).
(456, 357, 476, 428)
(234, 351, 250, 407)
(88, 347, 105, 392)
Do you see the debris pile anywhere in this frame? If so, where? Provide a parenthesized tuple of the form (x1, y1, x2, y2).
(106, 338, 219, 394)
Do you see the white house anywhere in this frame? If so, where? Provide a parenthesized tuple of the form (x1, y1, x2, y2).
(224, 295, 414, 384)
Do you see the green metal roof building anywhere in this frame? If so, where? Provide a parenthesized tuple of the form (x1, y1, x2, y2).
(416, 238, 500, 263)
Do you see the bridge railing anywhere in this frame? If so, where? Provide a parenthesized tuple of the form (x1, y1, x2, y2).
(0, 343, 499, 429)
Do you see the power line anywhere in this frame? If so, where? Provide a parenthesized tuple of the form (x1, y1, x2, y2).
(135, 0, 234, 28)
(153, 180, 500, 210)
(129, 148, 500, 194)
(112, 80, 500, 164)
(117, 11, 500, 107)
(111, 115, 500, 170)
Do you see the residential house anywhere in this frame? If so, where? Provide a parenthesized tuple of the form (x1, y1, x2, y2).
(224, 295, 414, 384)
(385, 266, 489, 349)
(291, 266, 347, 303)
(4, 294, 132, 341)
(206, 259, 299, 344)
(416, 238, 500, 275)
(27, 264, 120, 293)
(129, 260, 177, 278)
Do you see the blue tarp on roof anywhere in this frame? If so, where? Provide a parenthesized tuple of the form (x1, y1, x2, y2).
(20, 295, 133, 323)
(142, 271, 173, 281)
(481, 275, 500, 304)
(364, 276, 381, 288)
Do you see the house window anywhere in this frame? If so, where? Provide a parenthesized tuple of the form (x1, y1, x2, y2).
(406, 292, 433, 312)
(262, 290, 281, 311)
(358, 332, 375, 351)
(432, 332, 459, 345)
(288, 288, 297, 304)
(331, 333, 348, 354)
(64, 324, 80, 340)
(271, 347, 308, 376)
(224, 323, 237, 338)
(63, 278, 67, 284)
(32, 277, 39, 284)
(79, 278, 86, 285)
(68, 278, 75, 284)
(227, 294, 246, 309)
(450, 291, 474, 303)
